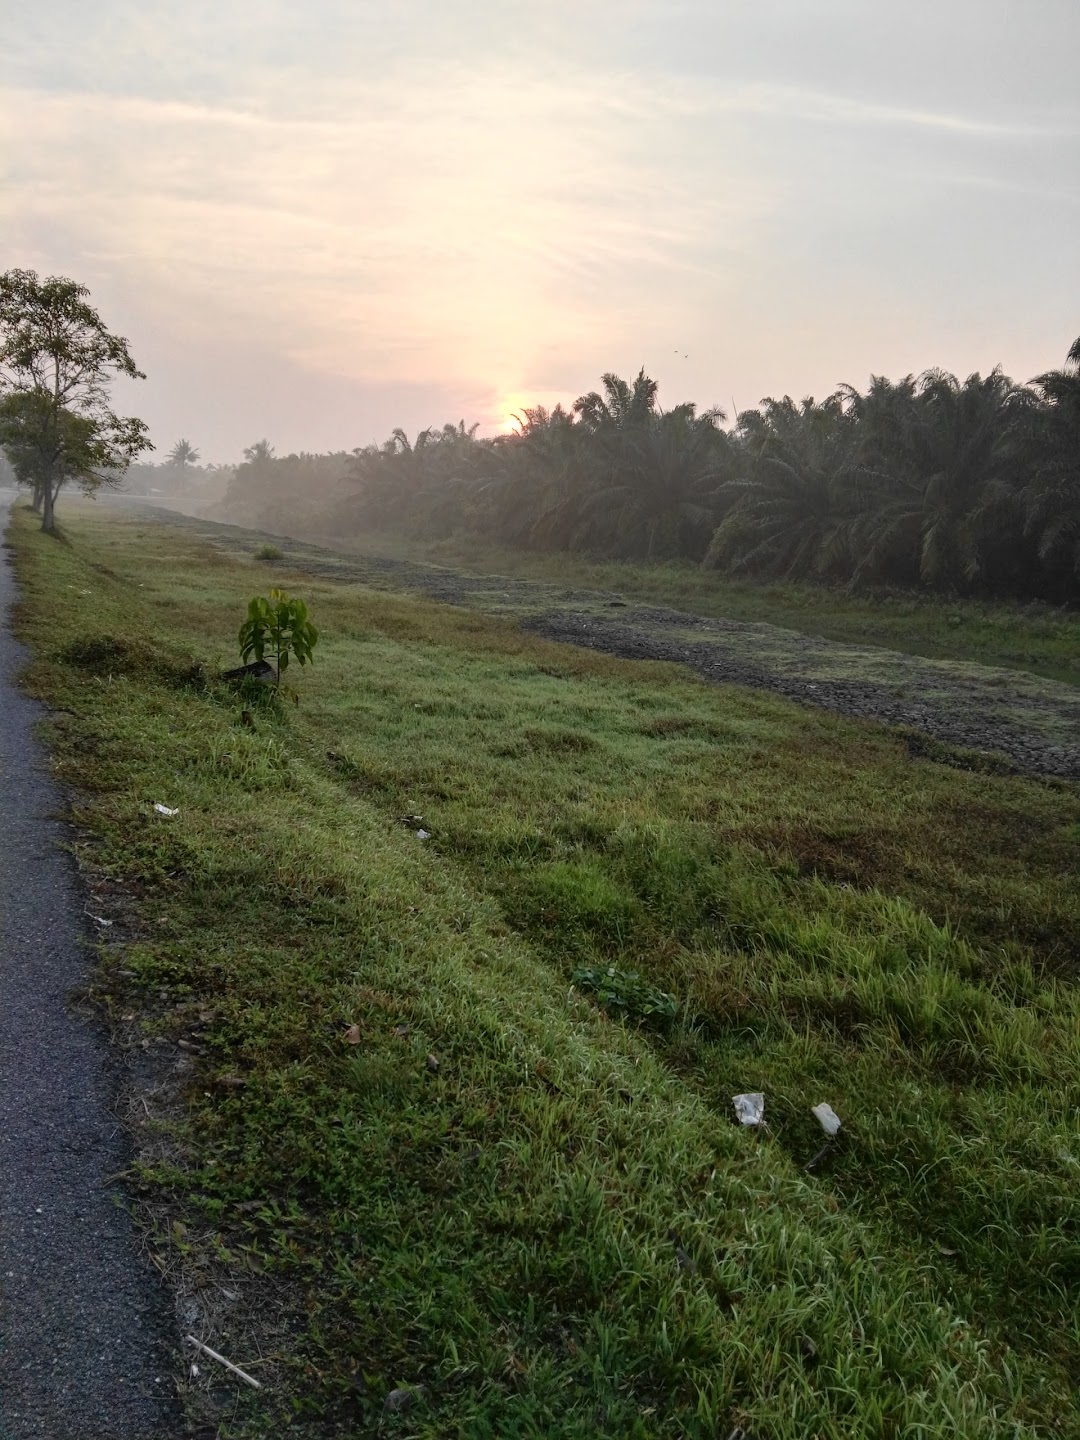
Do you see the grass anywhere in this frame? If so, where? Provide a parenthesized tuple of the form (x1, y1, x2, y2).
(9, 500, 1080, 1438)
(328, 527, 1080, 686)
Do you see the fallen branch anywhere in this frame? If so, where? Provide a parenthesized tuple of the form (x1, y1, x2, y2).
(805, 1139, 835, 1172)
(185, 1334, 262, 1390)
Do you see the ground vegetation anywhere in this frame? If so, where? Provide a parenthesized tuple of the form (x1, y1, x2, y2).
(9, 502, 1079, 1437)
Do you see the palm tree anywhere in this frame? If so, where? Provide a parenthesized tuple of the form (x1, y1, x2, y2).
(573, 369, 659, 432)
(340, 422, 498, 537)
(1013, 338, 1080, 597)
(706, 395, 856, 580)
(579, 402, 730, 559)
(482, 404, 589, 550)
(167, 437, 200, 469)
(847, 369, 1020, 591)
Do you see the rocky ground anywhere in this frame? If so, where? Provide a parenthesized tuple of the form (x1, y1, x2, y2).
(521, 607, 1080, 780)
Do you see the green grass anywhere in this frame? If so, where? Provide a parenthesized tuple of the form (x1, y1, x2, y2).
(10, 502, 1080, 1438)
(330, 527, 1080, 685)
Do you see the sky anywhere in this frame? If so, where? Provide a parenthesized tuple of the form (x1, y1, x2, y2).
(3, 0, 1079, 462)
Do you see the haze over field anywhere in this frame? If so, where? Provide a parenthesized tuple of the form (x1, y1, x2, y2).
(4, 0, 1079, 459)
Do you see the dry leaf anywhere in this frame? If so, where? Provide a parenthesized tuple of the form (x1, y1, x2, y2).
(344, 1024, 362, 1045)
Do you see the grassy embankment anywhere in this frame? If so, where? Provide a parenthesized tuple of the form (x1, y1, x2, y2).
(9, 501, 1080, 1438)
(326, 527, 1080, 685)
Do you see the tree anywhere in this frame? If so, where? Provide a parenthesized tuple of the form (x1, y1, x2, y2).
(168, 437, 200, 470)
(0, 270, 151, 532)
(239, 588, 319, 692)
(493, 404, 587, 549)
(706, 395, 856, 580)
(0, 391, 109, 516)
(573, 369, 659, 432)
(580, 402, 730, 559)
(848, 369, 1019, 591)
(1014, 338, 1080, 596)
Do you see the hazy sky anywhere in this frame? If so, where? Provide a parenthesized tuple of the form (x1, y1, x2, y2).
(4, 1, 1079, 461)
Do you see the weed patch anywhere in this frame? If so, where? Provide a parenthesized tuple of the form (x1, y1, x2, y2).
(571, 964, 678, 1023)
(58, 631, 204, 689)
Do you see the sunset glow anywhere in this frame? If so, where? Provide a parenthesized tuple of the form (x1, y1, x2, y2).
(4, 2, 1077, 460)
(491, 390, 569, 435)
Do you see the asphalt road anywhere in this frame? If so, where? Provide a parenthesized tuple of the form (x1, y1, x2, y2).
(0, 496, 180, 1438)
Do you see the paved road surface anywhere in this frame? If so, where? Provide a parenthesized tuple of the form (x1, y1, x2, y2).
(0, 496, 180, 1438)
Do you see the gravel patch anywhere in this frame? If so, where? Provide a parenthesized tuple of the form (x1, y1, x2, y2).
(0, 497, 181, 1439)
(522, 609, 1080, 780)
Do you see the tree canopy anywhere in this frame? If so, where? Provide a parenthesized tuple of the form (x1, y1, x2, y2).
(167, 437, 200, 468)
(212, 338, 1080, 604)
(0, 269, 151, 531)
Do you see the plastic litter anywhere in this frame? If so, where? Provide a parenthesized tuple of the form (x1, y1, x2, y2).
(732, 1092, 765, 1127)
(811, 1102, 842, 1137)
(416, 829, 431, 840)
(384, 1386, 426, 1415)
(153, 803, 179, 817)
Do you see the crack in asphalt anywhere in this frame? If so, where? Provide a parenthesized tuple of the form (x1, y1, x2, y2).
(0, 497, 181, 1439)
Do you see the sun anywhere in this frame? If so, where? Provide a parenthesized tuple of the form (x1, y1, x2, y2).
(494, 392, 529, 434)
(490, 387, 571, 436)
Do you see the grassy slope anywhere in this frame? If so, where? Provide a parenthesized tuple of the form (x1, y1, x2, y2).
(10, 502, 1080, 1438)
(324, 527, 1080, 686)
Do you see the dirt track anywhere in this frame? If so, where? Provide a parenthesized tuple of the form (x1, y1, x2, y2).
(521, 608, 1080, 779)
(127, 504, 1080, 782)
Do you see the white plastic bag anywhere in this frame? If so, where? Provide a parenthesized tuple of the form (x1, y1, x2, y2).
(732, 1092, 765, 1127)
(811, 1102, 842, 1137)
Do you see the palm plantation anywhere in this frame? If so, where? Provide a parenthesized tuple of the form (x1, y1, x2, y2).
(219, 338, 1080, 604)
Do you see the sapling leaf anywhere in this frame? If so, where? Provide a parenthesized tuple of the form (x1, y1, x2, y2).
(236, 589, 319, 696)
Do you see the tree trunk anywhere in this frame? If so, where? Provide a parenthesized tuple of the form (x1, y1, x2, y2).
(41, 477, 60, 534)
(30, 480, 43, 514)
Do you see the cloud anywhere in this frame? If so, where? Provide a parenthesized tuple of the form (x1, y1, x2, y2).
(3, 0, 1079, 458)
(715, 85, 1079, 141)
(1, 68, 775, 389)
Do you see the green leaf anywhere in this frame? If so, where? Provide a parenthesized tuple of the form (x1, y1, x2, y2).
(236, 590, 318, 692)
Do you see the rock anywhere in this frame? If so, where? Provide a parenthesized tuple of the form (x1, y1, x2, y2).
(220, 659, 276, 683)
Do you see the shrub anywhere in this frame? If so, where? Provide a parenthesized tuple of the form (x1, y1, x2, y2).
(238, 588, 319, 689)
(571, 964, 678, 1023)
